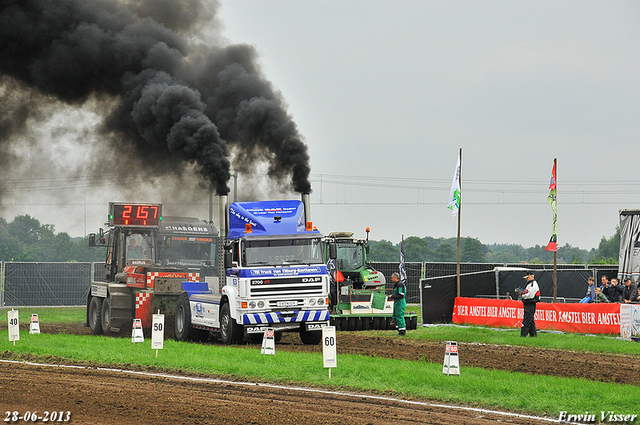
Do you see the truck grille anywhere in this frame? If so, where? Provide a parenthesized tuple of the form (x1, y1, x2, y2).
(249, 276, 324, 297)
(251, 285, 323, 295)
(242, 309, 330, 325)
(268, 299, 304, 308)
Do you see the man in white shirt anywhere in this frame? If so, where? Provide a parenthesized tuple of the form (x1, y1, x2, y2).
(520, 272, 540, 337)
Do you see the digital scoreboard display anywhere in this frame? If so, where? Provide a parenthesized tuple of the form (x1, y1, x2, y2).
(109, 203, 162, 227)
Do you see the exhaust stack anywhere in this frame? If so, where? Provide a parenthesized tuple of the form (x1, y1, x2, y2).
(301, 193, 312, 231)
(218, 195, 228, 238)
(217, 195, 228, 282)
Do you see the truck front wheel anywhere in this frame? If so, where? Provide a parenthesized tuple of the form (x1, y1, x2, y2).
(299, 326, 322, 345)
(175, 293, 209, 342)
(88, 297, 104, 335)
(220, 303, 243, 344)
(175, 293, 191, 342)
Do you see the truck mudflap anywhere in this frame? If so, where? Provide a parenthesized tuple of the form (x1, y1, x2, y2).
(242, 310, 330, 325)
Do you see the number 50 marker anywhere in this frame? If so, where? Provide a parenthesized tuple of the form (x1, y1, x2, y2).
(152, 313, 165, 355)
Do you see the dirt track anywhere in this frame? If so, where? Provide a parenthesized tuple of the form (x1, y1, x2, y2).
(1, 323, 639, 424)
(1, 360, 560, 425)
(277, 332, 640, 387)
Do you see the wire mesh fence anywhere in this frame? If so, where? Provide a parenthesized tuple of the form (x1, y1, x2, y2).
(370, 262, 422, 303)
(370, 262, 619, 305)
(1, 262, 92, 307)
(0, 261, 620, 308)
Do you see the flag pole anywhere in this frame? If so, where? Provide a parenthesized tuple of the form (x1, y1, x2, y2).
(553, 158, 557, 302)
(456, 147, 462, 298)
(447, 148, 462, 297)
(545, 158, 558, 302)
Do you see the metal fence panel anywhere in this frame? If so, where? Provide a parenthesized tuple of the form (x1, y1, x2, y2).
(421, 262, 502, 279)
(1, 262, 4, 307)
(2, 262, 92, 307)
(370, 262, 422, 303)
(369, 262, 616, 305)
(93, 262, 106, 283)
(371, 262, 507, 304)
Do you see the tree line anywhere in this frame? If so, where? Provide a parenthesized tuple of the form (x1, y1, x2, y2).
(369, 232, 620, 265)
(0, 214, 620, 265)
(0, 215, 105, 262)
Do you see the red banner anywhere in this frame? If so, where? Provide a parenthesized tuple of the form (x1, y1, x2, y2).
(452, 297, 621, 334)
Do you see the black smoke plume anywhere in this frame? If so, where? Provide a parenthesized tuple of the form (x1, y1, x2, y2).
(0, 0, 311, 197)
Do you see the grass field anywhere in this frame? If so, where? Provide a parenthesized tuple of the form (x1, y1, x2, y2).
(0, 306, 85, 326)
(2, 306, 640, 418)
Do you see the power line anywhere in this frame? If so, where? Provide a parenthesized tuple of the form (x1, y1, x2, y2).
(310, 173, 640, 186)
(3, 173, 640, 200)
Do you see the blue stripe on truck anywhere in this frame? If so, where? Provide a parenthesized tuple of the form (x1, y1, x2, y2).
(181, 281, 210, 297)
(242, 310, 329, 325)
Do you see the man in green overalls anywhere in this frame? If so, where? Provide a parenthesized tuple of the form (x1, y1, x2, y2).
(389, 272, 406, 336)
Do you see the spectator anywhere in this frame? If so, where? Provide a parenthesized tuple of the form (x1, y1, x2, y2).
(608, 278, 624, 303)
(601, 278, 614, 302)
(592, 287, 609, 303)
(623, 278, 639, 304)
(601, 275, 610, 288)
(519, 272, 539, 337)
(580, 277, 596, 303)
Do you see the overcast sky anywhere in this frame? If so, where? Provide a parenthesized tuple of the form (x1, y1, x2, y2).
(216, 1, 640, 250)
(3, 1, 640, 251)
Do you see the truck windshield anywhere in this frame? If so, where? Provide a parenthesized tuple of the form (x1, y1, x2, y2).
(126, 233, 153, 262)
(158, 237, 217, 267)
(336, 242, 364, 270)
(244, 237, 323, 266)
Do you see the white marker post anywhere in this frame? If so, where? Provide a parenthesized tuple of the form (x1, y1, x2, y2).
(8, 309, 19, 345)
(322, 326, 337, 379)
(443, 341, 460, 375)
(29, 314, 40, 334)
(131, 318, 144, 343)
(261, 328, 275, 355)
(151, 313, 165, 357)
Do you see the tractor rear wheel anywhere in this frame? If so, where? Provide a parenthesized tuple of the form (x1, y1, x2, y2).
(88, 297, 104, 335)
(101, 297, 112, 336)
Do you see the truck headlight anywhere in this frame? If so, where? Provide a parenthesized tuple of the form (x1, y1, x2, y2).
(309, 298, 316, 306)
(317, 298, 325, 306)
(257, 300, 265, 308)
(249, 301, 256, 309)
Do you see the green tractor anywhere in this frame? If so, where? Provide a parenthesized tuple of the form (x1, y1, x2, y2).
(324, 230, 417, 331)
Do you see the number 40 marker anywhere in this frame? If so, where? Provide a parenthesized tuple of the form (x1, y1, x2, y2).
(8, 309, 19, 344)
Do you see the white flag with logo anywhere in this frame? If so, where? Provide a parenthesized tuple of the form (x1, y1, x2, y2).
(447, 152, 461, 216)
